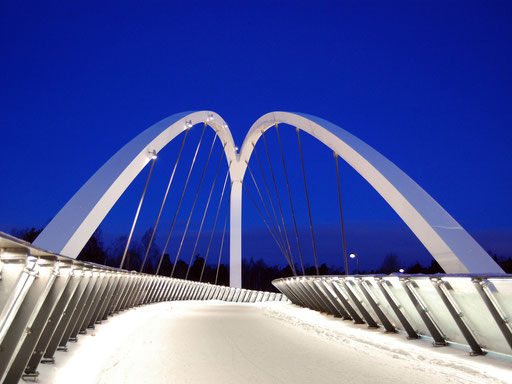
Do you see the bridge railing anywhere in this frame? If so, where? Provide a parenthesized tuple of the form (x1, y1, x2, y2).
(0, 232, 285, 383)
(273, 274, 512, 358)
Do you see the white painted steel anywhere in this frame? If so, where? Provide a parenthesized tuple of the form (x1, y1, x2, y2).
(34, 110, 503, 290)
(229, 181, 243, 288)
(33, 111, 238, 260)
(239, 112, 503, 274)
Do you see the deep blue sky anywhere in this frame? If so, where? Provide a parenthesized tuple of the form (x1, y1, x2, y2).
(1, 0, 511, 271)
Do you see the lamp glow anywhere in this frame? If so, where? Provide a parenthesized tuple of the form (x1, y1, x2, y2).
(349, 253, 359, 274)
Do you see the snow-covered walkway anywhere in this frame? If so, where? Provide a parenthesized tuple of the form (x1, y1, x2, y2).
(35, 301, 511, 383)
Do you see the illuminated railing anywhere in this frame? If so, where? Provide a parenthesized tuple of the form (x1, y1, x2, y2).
(0, 232, 286, 383)
(273, 274, 512, 358)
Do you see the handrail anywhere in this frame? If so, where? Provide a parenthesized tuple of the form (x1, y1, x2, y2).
(273, 274, 512, 358)
(0, 231, 285, 382)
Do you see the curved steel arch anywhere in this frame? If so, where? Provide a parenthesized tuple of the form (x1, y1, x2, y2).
(34, 110, 503, 289)
(237, 111, 503, 274)
(34, 111, 237, 259)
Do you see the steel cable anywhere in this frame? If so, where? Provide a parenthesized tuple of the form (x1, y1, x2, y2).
(185, 143, 225, 279)
(252, 147, 288, 260)
(335, 153, 349, 275)
(242, 181, 296, 273)
(156, 123, 207, 275)
(275, 124, 304, 275)
(261, 130, 297, 274)
(245, 161, 285, 251)
(140, 129, 189, 273)
(200, 166, 231, 282)
(296, 128, 319, 275)
(120, 157, 156, 269)
(171, 133, 218, 277)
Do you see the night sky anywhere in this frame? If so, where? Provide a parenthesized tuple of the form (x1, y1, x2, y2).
(1, 1, 511, 271)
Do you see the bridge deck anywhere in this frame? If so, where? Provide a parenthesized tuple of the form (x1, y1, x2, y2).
(35, 301, 510, 384)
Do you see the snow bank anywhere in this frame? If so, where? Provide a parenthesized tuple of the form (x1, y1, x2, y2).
(33, 301, 511, 383)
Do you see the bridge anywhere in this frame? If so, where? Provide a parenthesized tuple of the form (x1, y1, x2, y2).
(0, 111, 510, 383)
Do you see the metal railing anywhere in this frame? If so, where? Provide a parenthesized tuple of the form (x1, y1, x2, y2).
(273, 274, 512, 358)
(0, 232, 286, 383)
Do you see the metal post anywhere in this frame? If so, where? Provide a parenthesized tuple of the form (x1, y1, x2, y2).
(230, 181, 242, 288)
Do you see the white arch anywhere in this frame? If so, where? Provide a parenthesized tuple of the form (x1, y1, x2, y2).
(34, 111, 238, 259)
(237, 111, 503, 274)
(34, 110, 504, 288)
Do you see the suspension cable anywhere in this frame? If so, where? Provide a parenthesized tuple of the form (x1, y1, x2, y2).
(261, 130, 297, 273)
(140, 130, 189, 273)
(185, 143, 225, 279)
(215, 189, 231, 285)
(242, 180, 296, 274)
(296, 128, 319, 275)
(245, 161, 285, 251)
(252, 147, 288, 259)
(171, 133, 218, 277)
(200, 166, 230, 282)
(275, 124, 305, 275)
(156, 123, 207, 275)
(120, 156, 156, 269)
(335, 153, 349, 275)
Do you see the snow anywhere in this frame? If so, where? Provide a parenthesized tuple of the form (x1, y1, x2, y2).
(33, 301, 512, 384)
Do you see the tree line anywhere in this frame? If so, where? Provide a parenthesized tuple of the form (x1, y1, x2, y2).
(13, 226, 231, 285)
(11, 227, 512, 293)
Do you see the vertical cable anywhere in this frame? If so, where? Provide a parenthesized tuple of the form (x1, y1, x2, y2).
(296, 128, 319, 274)
(185, 143, 225, 279)
(215, 190, 231, 285)
(200, 166, 231, 282)
(120, 156, 155, 269)
(171, 133, 218, 277)
(140, 129, 189, 272)
(242, 181, 296, 273)
(156, 123, 207, 275)
(246, 162, 285, 251)
(335, 153, 349, 275)
(252, 147, 288, 260)
(261, 131, 298, 274)
(275, 124, 305, 275)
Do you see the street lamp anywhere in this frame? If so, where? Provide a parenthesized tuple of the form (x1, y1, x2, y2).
(399, 268, 405, 273)
(349, 253, 359, 274)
